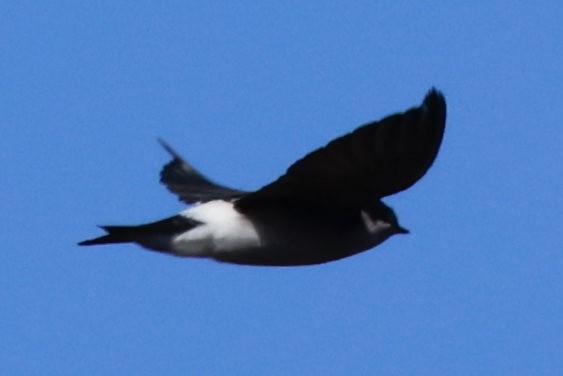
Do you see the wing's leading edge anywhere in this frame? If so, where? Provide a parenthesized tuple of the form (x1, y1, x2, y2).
(236, 88, 446, 212)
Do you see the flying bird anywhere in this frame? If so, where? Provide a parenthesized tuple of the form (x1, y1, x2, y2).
(79, 89, 447, 266)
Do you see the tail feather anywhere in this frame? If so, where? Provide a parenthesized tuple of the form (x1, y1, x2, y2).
(78, 226, 138, 246)
(78, 215, 201, 247)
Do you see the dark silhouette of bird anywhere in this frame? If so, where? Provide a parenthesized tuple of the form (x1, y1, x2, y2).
(79, 89, 447, 266)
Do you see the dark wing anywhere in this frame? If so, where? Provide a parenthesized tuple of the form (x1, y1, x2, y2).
(159, 140, 248, 204)
(236, 88, 446, 212)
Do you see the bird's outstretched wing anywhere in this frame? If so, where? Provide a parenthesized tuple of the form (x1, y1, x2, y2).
(236, 88, 446, 212)
(159, 140, 247, 204)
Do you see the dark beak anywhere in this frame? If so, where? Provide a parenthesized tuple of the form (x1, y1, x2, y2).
(395, 225, 409, 234)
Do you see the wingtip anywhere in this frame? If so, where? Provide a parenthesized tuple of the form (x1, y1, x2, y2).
(424, 86, 442, 99)
(424, 87, 445, 104)
(422, 87, 446, 119)
(157, 138, 181, 159)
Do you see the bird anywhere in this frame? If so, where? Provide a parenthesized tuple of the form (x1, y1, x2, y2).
(79, 88, 447, 266)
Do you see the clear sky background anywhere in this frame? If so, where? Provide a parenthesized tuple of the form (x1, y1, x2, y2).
(3, 2, 562, 375)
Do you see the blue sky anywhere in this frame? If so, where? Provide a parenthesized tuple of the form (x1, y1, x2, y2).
(3, 2, 563, 375)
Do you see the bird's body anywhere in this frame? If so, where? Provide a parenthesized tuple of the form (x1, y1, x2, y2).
(177, 199, 400, 266)
(79, 89, 447, 266)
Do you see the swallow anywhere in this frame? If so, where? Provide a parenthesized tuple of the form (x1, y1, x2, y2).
(79, 88, 446, 266)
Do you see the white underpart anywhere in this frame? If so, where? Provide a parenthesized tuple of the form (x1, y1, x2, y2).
(360, 210, 392, 234)
(171, 200, 261, 257)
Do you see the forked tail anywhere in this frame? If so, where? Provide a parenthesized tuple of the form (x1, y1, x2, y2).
(78, 215, 201, 247)
(78, 225, 140, 246)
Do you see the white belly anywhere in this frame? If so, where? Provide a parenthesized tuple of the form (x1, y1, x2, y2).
(170, 200, 262, 257)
